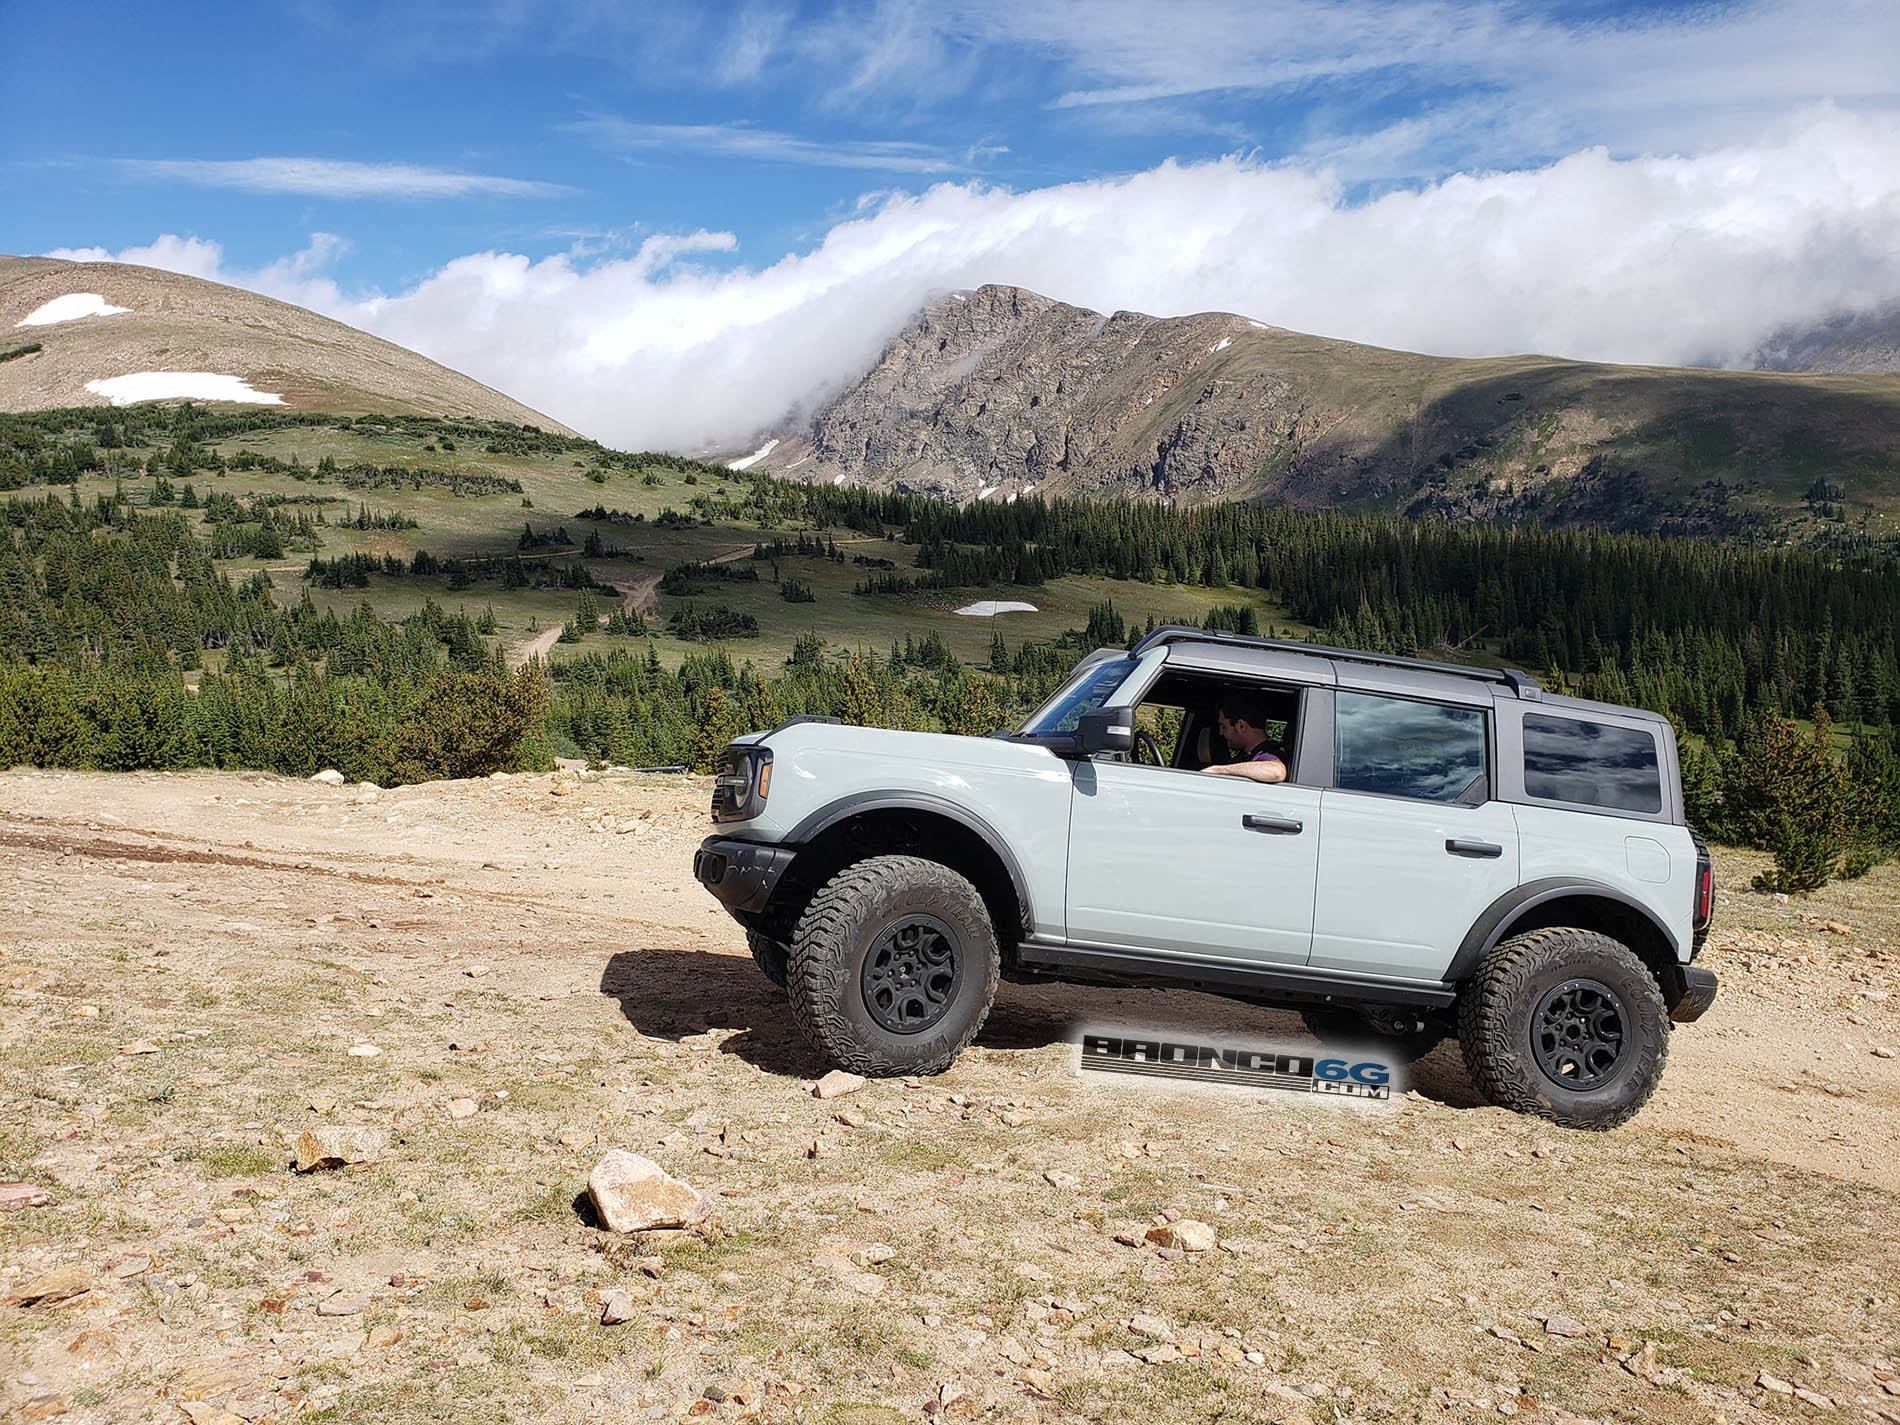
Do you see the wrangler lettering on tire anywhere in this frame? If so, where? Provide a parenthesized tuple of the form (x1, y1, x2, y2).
(785, 855, 1000, 1077)
(1457, 927, 1669, 1131)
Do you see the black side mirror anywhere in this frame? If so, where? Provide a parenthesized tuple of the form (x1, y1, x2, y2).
(1075, 707, 1135, 757)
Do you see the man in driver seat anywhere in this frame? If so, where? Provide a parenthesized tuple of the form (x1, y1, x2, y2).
(1201, 691, 1288, 783)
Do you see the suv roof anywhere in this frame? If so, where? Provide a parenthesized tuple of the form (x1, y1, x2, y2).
(1129, 625, 1545, 699)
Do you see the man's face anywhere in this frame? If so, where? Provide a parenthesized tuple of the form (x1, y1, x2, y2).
(1217, 710, 1252, 752)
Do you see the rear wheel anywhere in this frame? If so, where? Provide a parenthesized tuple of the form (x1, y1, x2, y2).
(786, 855, 999, 1077)
(1457, 927, 1668, 1130)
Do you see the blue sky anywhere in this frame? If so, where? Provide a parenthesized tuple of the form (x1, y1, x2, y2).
(6, 1, 1899, 447)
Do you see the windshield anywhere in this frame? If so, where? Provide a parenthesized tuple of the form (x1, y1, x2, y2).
(1020, 656, 1139, 736)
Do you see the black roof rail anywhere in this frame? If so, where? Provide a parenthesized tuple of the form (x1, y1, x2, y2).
(1128, 624, 1542, 699)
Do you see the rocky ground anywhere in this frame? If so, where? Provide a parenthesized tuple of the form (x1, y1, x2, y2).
(2, 767, 1897, 1425)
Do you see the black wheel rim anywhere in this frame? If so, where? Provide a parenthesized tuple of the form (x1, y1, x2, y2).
(861, 913, 961, 1035)
(1531, 977, 1629, 1091)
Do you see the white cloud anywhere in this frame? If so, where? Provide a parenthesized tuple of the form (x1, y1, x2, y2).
(568, 116, 958, 173)
(115, 157, 572, 199)
(59, 106, 1900, 454)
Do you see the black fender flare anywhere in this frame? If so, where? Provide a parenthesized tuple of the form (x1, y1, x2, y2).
(1445, 876, 1682, 984)
(787, 792, 1034, 934)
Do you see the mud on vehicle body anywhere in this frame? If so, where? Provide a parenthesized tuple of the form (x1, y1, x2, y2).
(695, 628, 1718, 1129)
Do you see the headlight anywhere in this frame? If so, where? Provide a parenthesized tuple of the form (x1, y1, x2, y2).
(711, 744, 773, 823)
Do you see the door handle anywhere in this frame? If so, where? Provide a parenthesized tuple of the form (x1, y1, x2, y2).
(1446, 838, 1503, 858)
(1243, 814, 1303, 835)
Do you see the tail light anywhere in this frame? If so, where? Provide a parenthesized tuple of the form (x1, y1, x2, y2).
(1688, 824, 1714, 955)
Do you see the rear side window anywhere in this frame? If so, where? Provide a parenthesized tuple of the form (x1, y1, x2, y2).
(1335, 692, 1487, 803)
(1523, 713, 1662, 813)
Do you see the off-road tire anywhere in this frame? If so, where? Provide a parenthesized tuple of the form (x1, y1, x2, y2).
(1457, 927, 1668, 1130)
(786, 854, 999, 1077)
(746, 930, 789, 990)
(1299, 1008, 1445, 1065)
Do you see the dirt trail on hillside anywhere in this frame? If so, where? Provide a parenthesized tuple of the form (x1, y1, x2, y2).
(3, 768, 1898, 1425)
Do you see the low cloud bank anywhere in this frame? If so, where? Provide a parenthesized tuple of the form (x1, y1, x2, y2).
(52, 107, 1900, 451)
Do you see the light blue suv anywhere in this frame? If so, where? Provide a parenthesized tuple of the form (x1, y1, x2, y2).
(695, 627, 1717, 1129)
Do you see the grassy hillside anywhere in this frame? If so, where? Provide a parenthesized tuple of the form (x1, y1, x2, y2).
(1, 407, 1302, 680)
(0, 256, 575, 432)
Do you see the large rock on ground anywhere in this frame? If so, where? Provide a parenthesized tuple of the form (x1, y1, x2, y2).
(587, 1150, 706, 1233)
(294, 1126, 387, 1172)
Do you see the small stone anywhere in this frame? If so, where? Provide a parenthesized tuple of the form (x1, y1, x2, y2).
(1013, 1261, 1052, 1281)
(5, 1266, 90, 1307)
(1875, 1047, 1895, 1060)
(842, 1272, 886, 1296)
(72, 1004, 99, 1018)
(1756, 1371, 1796, 1395)
(294, 1125, 387, 1172)
(346, 1042, 382, 1058)
(813, 1070, 867, 1099)
(601, 1290, 641, 1325)
(120, 1040, 160, 1056)
(1543, 1314, 1590, 1338)
(317, 1293, 370, 1317)
(1146, 1220, 1216, 1252)
(0, 1182, 54, 1211)
(366, 1325, 403, 1348)
(938, 1382, 966, 1405)
(310, 769, 346, 785)
(1822, 920, 1852, 936)
(850, 1243, 897, 1266)
(1137, 1343, 1182, 1365)
(1793, 1387, 1835, 1408)
(464, 965, 489, 978)
(587, 1149, 707, 1232)
(109, 1254, 151, 1278)
(447, 1097, 478, 1119)
(835, 1108, 866, 1128)
(1128, 1313, 1173, 1341)
(1111, 1225, 1146, 1247)
(1043, 1169, 1081, 1190)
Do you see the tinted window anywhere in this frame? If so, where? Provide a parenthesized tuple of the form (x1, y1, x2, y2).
(1523, 714, 1661, 813)
(1335, 692, 1487, 802)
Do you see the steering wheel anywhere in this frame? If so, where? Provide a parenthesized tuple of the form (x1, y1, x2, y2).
(1134, 730, 1165, 766)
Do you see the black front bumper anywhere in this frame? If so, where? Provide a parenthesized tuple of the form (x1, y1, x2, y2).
(1669, 964, 1720, 1023)
(694, 836, 797, 916)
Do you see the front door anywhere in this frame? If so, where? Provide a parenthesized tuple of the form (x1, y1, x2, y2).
(1065, 761, 1321, 965)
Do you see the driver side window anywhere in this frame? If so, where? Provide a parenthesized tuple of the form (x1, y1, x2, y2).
(1122, 677, 1301, 777)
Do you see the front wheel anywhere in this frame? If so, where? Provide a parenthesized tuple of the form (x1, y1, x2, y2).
(786, 855, 999, 1077)
(1457, 927, 1668, 1130)
(746, 930, 789, 990)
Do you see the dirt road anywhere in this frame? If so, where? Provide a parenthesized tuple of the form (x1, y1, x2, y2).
(2, 768, 1897, 1424)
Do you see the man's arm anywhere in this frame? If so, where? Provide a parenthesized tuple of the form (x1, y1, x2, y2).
(1201, 758, 1287, 783)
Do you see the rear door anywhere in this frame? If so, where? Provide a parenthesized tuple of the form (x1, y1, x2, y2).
(1310, 689, 1519, 979)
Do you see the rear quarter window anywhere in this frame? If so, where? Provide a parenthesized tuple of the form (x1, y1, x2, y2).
(1523, 713, 1662, 814)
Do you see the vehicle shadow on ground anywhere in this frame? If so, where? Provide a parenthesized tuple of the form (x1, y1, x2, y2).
(598, 947, 1485, 1109)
